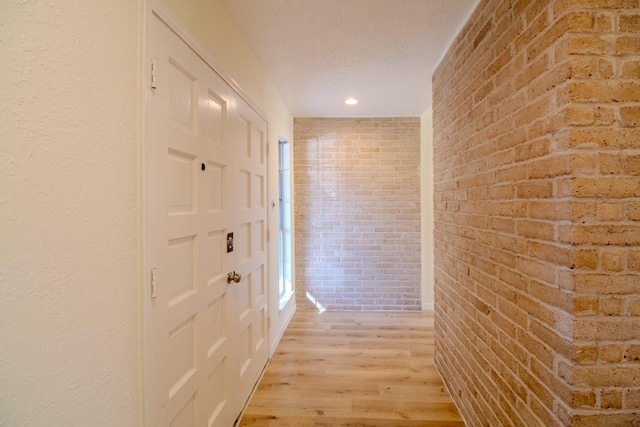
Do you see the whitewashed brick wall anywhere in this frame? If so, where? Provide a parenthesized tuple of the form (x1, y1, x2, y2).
(293, 117, 421, 311)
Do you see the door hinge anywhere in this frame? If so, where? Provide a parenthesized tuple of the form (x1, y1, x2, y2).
(266, 229, 270, 243)
(151, 267, 158, 299)
(266, 142, 269, 156)
(268, 317, 271, 330)
(150, 59, 157, 89)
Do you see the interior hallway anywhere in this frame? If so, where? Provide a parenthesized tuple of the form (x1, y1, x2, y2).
(239, 310, 463, 426)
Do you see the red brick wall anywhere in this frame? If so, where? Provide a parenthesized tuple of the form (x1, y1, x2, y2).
(293, 117, 421, 311)
(433, 0, 640, 425)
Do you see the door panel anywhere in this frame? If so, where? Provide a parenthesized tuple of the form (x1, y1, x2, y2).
(147, 13, 268, 427)
(171, 395, 196, 427)
(230, 102, 269, 403)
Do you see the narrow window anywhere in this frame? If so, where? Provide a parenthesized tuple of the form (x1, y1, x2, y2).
(278, 139, 293, 306)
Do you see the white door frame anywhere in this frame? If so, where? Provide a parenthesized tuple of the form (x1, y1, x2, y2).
(142, 3, 272, 424)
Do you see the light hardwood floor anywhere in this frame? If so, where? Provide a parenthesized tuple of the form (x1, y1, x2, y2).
(238, 309, 464, 426)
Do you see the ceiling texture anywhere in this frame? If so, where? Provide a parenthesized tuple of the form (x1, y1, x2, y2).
(219, 0, 480, 117)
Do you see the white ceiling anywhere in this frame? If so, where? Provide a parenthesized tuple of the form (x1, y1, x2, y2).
(219, 0, 480, 117)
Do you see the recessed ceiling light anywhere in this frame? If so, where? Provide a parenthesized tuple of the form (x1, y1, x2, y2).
(345, 98, 358, 105)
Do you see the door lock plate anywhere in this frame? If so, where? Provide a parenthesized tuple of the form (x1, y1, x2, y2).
(227, 232, 234, 253)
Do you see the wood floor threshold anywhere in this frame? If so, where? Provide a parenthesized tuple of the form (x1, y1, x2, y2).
(238, 309, 464, 427)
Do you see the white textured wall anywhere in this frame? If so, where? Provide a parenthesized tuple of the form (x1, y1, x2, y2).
(0, 1, 142, 425)
(421, 108, 435, 309)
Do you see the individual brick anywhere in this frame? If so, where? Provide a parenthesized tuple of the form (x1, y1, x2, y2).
(574, 249, 598, 269)
(600, 389, 623, 409)
(621, 60, 640, 78)
(614, 35, 640, 54)
(575, 296, 599, 316)
(601, 247, 626, 271)
(626, 154, 640, 175)
(626, 344, 640, 362)
(595, 12, 613, 32)
(600, 152, 624, 175)
(625, 388, 640, 408)
(620, 106, 640, 127)
(600, 296, 625, 315)
(599, 202, 625, 221)
(619, 13, 640, 32)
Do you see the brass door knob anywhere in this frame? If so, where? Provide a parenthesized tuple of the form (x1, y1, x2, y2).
(227, 271, 241, 284)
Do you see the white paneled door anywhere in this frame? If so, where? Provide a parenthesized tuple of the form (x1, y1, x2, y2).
(146, 13, 269, 427)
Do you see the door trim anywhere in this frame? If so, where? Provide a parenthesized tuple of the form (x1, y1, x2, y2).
(142, 3, 271, 424)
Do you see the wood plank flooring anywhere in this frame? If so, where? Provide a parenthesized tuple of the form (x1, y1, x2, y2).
(238, 310, 464, 426)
